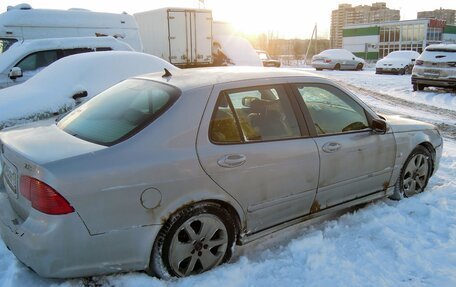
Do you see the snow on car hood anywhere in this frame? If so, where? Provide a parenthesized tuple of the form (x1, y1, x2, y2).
(383, 114, 436, 133)
(0, 121, 105, 164)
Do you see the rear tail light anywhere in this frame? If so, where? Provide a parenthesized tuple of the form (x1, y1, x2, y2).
(325, 59, 332, 63)
(20, 176, 74, 215)
(415, 60, 424, 66)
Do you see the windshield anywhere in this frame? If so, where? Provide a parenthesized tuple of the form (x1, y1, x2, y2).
(0, 38, 18, 53)
(58, 79, 181, 146)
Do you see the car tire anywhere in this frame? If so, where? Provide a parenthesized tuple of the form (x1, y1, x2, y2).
(389, 146, 432, 200)
(148, 202, 236, 278)
(375, 70, 382, 74)
(316, 68, 323, 71)
(413, 83, 425, 91)
(356, 63, 363, 71)
(334, 63, 341, 70)
(399, 68, 405, 75)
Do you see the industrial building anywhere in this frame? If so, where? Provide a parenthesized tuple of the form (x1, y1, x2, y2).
(330, 2, 400, 48)
(342, 19, 456, 60)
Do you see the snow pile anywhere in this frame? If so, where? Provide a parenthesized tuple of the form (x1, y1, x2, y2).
(214, 35, 262, 66)
(0, 51, 177, 128)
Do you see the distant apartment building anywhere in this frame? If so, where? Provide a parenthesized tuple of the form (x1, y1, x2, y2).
(342, 19, 456, 60)
(330, 2, 400, 48)
(418, 8, 455, 24)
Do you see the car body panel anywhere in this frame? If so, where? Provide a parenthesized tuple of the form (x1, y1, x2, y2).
(313, 130, 396, 209)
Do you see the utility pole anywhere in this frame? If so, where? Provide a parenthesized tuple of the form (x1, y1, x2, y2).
(305, 23, 318, 65)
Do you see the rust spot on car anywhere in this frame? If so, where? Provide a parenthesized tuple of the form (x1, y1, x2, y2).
(383, 181, 389, 194)
(310, 200, 320, 214)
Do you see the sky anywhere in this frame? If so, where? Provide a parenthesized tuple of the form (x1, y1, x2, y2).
(0, 0, 455, 39)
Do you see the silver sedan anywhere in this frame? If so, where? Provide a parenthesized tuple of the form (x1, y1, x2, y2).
(0, 67, 443, 279)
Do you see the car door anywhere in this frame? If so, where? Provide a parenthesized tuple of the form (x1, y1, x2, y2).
(293, 83, 396, 209)
(197, 80, 320, 233)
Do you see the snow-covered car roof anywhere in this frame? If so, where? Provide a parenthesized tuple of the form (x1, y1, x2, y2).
(318, 49, 355, 58)
(385, 51, 420, 58)
(0, 36, 134, 72)
(0, 51, 177, 125)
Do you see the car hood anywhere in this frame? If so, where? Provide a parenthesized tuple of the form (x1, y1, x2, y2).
(0, 121, 106, 165)
(383, 115, 436, 133)
(376, 58, 407, 67)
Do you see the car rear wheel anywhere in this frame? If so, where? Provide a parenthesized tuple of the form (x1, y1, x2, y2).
(316, 68, 323, 71)
(334, 63, 341, 70)
(390, 146, 432, 200)
(148, 202, 236, 278)
(356, 63, 363, 71)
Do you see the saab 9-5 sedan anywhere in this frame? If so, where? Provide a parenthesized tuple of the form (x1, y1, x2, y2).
(0, 67, 442, 279)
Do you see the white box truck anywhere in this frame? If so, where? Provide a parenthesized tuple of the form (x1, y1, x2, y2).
(134, 8, 213, 67)
(0, 4, 143, 53)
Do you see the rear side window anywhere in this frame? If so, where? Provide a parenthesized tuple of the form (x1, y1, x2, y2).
(58, 79, 180, 146)
(210, 85, 301, 143)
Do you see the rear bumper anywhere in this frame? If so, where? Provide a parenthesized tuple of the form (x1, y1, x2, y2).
(376, 67, 401, 74)
(0, 186, 161, 278)
(311, 62, 335, 69)
(412, 75, 456, 88)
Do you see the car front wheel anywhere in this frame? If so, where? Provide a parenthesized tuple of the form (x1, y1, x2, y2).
(148, 202, 236, 278)
(390, 146, 432, 200)
(356, 63, 363, 71)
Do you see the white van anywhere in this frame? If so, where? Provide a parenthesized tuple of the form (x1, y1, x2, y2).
(0, 36, 133, 89)
(0, 4, 142, 53)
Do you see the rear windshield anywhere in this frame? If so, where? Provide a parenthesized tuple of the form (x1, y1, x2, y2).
(58, 79, 180, 146)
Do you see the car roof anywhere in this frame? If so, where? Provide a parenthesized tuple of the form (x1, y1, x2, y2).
(134, 67, 322, 91)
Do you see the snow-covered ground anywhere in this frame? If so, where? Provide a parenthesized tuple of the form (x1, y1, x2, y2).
(1, 68, 456, 287)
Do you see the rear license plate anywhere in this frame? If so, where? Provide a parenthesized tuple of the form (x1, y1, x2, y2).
(3, 159, 18, 194)
(423, 69, 439, 78)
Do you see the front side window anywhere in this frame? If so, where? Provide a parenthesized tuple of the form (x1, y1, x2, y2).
(296, 84, 369, 135)
(58, 79, 180, 146)
(16, 50, 59, 71)
(210, 85, 301, 143)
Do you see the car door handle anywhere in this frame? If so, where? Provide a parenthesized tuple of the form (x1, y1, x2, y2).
(217, 154, 247, 168)
(322, 142, 341, 153)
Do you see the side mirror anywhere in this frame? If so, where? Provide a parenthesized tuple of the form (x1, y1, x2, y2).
(9, 67, 23, 80)
(352, 57, 355, 60)
(372, 118, 387, 134)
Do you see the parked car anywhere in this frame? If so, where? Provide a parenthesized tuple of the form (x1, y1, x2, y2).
(312, 49, 365, 71)
(375, 50, 420, 75)
(0, 51, 178, 127)
(412, 44, 456, 91)
(0, 67, 442, 279)
(256, 50, 281, 67)
(0, 36, 134, 89)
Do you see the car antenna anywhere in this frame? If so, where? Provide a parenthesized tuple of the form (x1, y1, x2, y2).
(162, 68, 172, 78)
